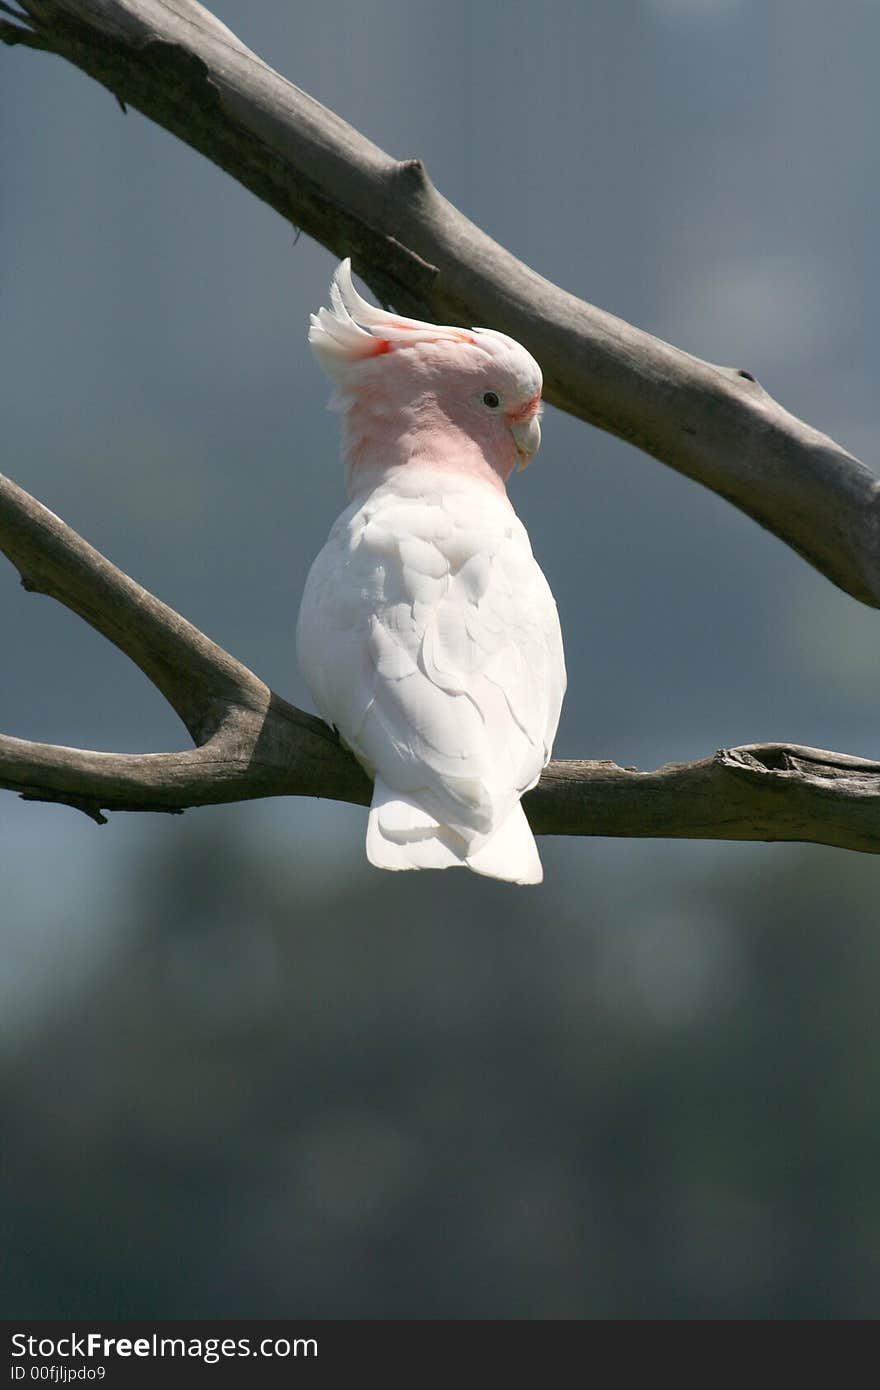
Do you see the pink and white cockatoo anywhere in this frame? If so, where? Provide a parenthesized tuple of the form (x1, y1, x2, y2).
(297, 260, 566, 885)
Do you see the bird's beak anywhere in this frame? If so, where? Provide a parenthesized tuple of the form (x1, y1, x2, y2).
(510, 415, 541, 470)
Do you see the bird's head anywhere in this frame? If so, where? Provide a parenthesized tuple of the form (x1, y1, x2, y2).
(309, 260, 543, 494)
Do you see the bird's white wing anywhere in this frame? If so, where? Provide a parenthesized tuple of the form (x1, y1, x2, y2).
(297, 480, 565, 845)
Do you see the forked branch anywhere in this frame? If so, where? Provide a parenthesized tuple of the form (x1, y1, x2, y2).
(2, 473, 879, 853)
(4, 0, 880, 607)
(3, 0, 880, 855)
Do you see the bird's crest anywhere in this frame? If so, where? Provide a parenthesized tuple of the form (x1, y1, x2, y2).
(309, 259, 478, 378)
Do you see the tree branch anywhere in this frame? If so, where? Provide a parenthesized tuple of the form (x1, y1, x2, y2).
(5, 2, 880, 857)
(7, 0, 880, 608)
(0, 474, 266, 744)
(2, 473, 879, 854)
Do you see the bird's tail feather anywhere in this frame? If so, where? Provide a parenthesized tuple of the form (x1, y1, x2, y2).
(465, 803, 543, 885)
(366, 779, 466, 872)
(366, 779, 543, 885)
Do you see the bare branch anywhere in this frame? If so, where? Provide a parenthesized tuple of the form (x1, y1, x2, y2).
(4, 722, 880, 856)
(7, 0, 880, 607)
(0, 705, 373, 821)
(2, 474, 879, 854)
(532, 746, 880, 854)
(4, 3, 880, 858)
(0, 473, 264, 743)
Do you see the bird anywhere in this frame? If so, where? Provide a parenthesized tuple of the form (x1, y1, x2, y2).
(297, 259, 566, 884)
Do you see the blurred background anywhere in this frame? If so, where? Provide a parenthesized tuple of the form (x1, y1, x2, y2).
(3, 0, 880, 1319)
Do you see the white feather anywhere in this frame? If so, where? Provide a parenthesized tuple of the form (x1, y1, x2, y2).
(466, 803, 543, 885)
(307, 258, 535, 382)
(297, 469, 565, 883)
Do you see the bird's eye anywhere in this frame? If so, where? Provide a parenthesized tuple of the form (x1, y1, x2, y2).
(482, 391, 501, 409)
